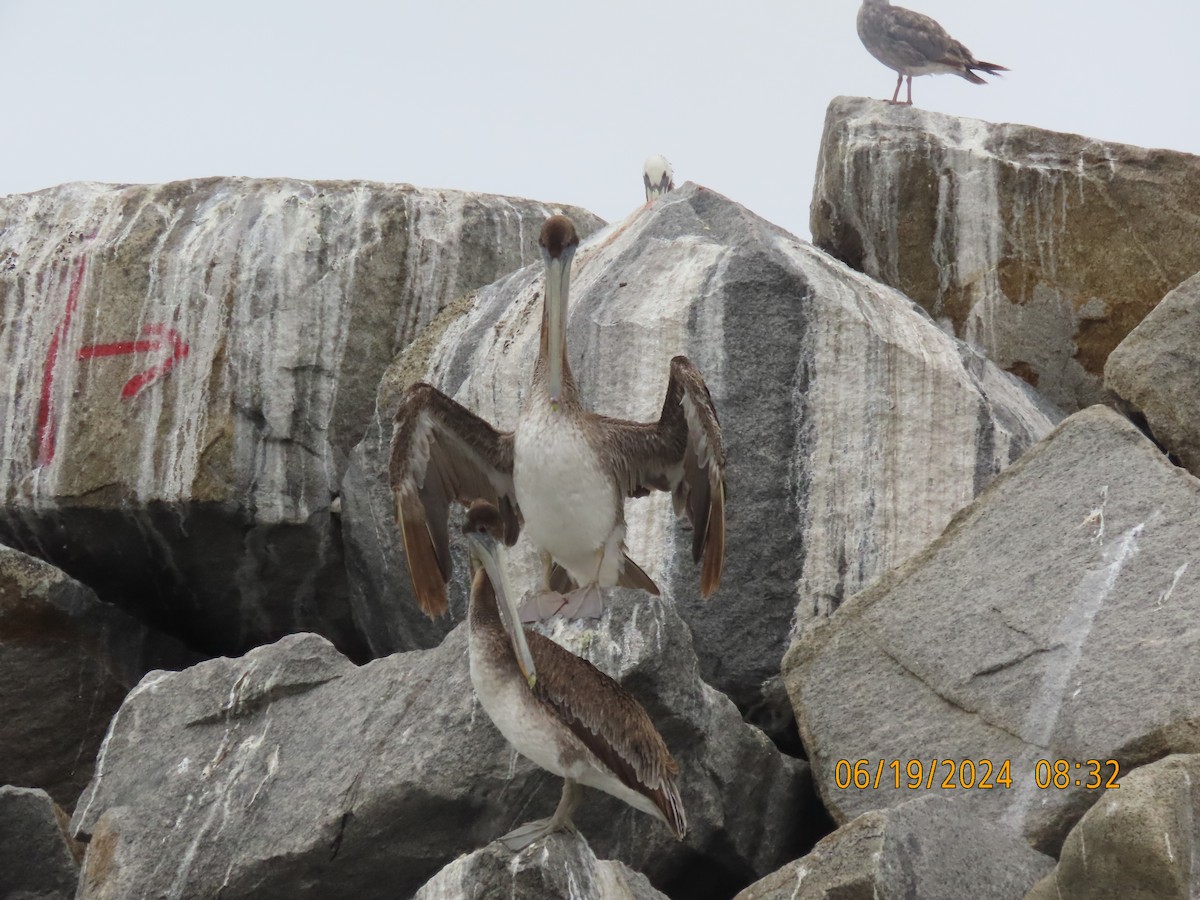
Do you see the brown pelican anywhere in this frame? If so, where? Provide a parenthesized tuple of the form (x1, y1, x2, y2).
(463, 500, 687, 849)
(643, 154, 674, 202)
(857, 0, 1007, 106)
(390, 214, 725, 622)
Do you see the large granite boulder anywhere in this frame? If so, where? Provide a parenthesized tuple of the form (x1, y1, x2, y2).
(784, 406, 1200, 854)
(0, 178, 602, 658)
(811, 96, 1200, 411)
(342, 182, 1058, 725)
(72, 595, 810, 899)
(0, 544, 199, 808)
(734, 796, 1053, 900)
(0, 785, 82, 900)
(1025, 754, 1200, 900)
(1105, 270, 1200, 478)
(413, 832, 668, 900)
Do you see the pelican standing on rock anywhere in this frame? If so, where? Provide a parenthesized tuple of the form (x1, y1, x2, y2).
(643, 154, 674, 202)
(389, 214, 725, 622)
(857, 0, 1007, 106)
(463, 500, 687, 849)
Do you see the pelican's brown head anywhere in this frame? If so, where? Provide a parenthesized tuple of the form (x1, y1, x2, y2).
(463, 499, 538, 687)
(539, 215, 579, 260)
(464, 499, 505, 543)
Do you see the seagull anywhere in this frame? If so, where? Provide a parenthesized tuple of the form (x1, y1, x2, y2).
(463, 500, 687, 850)
(643, 155, 675, 202)
(857, 0, 1008, 105)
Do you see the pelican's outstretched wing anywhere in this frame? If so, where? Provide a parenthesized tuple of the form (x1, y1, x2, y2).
(594, 356, 726, 597)
(389, 382, 519, 617)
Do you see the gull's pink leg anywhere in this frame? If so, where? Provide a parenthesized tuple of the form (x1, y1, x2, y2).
(890, 73, 903, 104)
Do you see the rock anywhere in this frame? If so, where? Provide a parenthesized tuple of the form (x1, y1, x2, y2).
(0, 544, 200, 808)
(341, 181, 1058, 725)
(1105, 270, 1200, 477)
(784, 406, 1200, 854)
(0, 785, 83, 900)
(413, 832, 668, 900)
(811, 96, 1200, 411)
(0, 178, 602, 659)
(72, 598, 811, 900)
(1027, 754, 1200, 900)
(734, 796, 1053, 900)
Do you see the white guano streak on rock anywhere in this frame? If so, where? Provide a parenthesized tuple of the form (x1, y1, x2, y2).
(836, 104, 1104, 396)
(426, 205, 727, 610)
(1188, 771, 1199, 892)
(224, 185, 367, 521)
(73, 668, 174, 835)
(1004, 522, 1145, 829)
(776, 239, 978, 626)
(397, 191, 467, 349)
(2, 180, 393, 519)
(1, 184, 118, 501)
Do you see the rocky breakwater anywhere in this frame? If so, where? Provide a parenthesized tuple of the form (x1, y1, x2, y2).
(0, 178, 602, 659)
(69, 593, 812, 899)
(770, 102, 1200, 898)
(342, 181, 1058, 734)
(811, 95, 1200, 412)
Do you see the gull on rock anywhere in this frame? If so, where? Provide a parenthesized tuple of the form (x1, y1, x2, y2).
(857, 0, 1007, 105)
(643, 154, 675, 202)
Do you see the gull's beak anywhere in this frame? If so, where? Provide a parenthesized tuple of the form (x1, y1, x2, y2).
(541, 246, 574, 410)
(467, 532, 537, 689)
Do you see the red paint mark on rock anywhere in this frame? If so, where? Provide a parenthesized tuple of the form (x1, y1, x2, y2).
(35, 256, 87, 467)
(77, 324, 190, 399)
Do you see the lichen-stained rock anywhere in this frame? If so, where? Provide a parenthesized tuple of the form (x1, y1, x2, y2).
(413, 832, 668, 900)
(72, 600, 810, 900)
(1106, 271, 1200, 477)
(811, 96, 1200, 412)
(0, 544, 200, 808)
(1024, 755, 1200, 900)
(0, 785, 83, 900)
(0, 178, 602, 658)
(342, 181, 1058, 721)
(734, 797, 1053, 900)
(784, 406, 1200, 855)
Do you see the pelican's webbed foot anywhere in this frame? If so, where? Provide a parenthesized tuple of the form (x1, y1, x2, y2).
(556, 585, 605, 619)
(518, 590, 569, 623)
(499, 779, 583, 851)
(498, 815, 578, 851)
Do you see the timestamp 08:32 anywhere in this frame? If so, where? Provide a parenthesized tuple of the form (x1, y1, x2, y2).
(832, 758, 1122, 791)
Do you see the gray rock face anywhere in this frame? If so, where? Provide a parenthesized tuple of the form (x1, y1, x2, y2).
(1025, 754, 1200, 900)
(0, 785, 82, 900)
(784, 406, 1200, 854)
(0, 544, 199, 807)
(72, 596, 810, 900)
(811, 96, 1200, 411)
(734, 796, 1053, 900)
(0, 178, 602, 658)
(413, 832, 668, 900)
(342, 182, 1058, 725)
(1106, 270, 1200, 478)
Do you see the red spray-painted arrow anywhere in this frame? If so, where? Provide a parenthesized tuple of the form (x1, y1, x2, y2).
(35, 256, 87, 467)
(77, 323, 190, 399)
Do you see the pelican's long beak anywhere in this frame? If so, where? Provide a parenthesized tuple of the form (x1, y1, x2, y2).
(467, 532, 537, 689)
(542, 246, 574, 410)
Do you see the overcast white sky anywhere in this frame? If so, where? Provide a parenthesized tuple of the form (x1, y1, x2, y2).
(3, 1, 1198, 239)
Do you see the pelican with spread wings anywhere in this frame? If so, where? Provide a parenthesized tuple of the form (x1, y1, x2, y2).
(389, 214, 725, 622)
